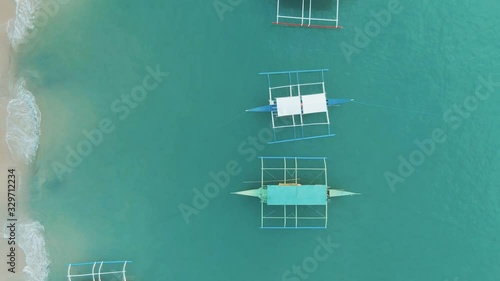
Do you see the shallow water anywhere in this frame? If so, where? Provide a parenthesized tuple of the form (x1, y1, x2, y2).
(10, 0, 500, 280)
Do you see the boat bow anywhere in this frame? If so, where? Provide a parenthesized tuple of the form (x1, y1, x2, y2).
(231, 188, 262, 198)
(328, 188, 360, 198)
(327, 98, 354, 106)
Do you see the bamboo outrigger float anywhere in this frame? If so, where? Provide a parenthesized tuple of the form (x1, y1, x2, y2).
(232, 157, 359, 229)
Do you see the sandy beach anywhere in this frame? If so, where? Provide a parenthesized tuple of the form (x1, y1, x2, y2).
(1, 0, 29, 280)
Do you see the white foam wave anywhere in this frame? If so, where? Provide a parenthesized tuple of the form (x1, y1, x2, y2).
(6, 78, 41, 164)
(7, 0, 41, 49)
(17, 221, 51, 281)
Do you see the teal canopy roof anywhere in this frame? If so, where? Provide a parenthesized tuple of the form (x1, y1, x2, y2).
(267, 185, 327, 205)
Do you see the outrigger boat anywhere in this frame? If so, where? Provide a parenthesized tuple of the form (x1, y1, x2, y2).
(232, 157, 359, 229)
(246, 97, 353, 113)
(67, 261, 131, 281)
(272, 0, 342, 29)
(249, 69, 353, 144)
(233, 185, 359, 199)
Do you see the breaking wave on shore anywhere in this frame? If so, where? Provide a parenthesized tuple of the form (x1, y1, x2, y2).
(6, 78, 41, 164)
(7, 0, 41, 49)
(2, 220, 51, 281)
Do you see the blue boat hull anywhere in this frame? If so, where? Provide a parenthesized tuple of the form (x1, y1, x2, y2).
(246, 99, 353, 112)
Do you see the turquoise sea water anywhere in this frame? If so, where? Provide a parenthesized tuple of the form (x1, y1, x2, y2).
(11, 0, 500, 280)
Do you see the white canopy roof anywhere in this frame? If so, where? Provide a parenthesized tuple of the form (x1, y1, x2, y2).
(302, 93, 327, 114)
(276, 96, 301, 117)
(276, 94, 328, 116)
